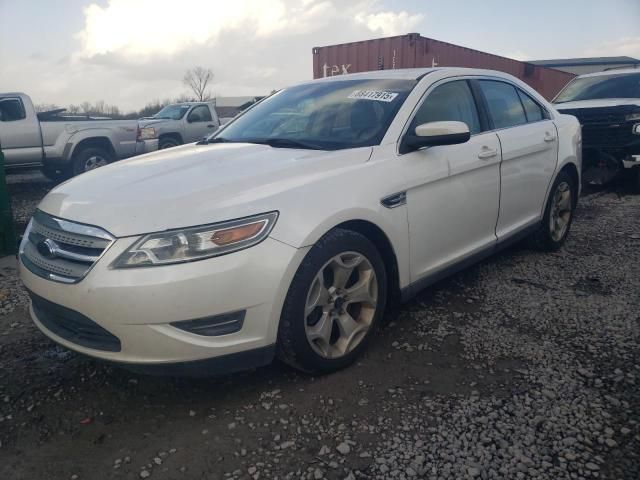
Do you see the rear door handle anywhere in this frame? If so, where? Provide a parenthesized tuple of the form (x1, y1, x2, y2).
(478, 148, 498, 160)
(207, 124, 216, 128)
(544, 132, 557, 142)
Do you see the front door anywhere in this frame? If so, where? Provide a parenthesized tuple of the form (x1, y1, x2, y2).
(185, 105, 216, 143)
(400, 79, 501, 282)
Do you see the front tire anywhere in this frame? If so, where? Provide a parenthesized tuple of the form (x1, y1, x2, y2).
(277, 229, 387, 374)
(530, 170, 577, 251)
(159, 136, 181, 149)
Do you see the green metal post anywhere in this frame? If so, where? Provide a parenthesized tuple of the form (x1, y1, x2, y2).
(0, 147, 17, 256)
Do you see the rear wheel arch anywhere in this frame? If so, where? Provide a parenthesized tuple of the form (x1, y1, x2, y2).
(70, 137, 116, 162)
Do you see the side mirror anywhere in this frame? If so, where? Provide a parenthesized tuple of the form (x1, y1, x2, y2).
(401, 121, 470, 153)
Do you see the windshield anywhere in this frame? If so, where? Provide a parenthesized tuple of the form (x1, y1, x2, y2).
(210, 79, 416, 150)
(554, 73, 640, 103)
(152, 104, 191, 120)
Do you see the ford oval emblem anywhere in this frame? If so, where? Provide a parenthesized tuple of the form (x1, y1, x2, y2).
(37, 239, 57, 259)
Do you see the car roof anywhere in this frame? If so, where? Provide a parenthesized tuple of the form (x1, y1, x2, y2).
(575, 68, 640, 78)
(311, 67, 521, 83)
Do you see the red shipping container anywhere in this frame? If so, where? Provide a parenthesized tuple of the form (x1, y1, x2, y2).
(313, 33, 575, 100)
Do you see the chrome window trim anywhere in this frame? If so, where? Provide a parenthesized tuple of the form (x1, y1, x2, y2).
(396, 74, 554, 155)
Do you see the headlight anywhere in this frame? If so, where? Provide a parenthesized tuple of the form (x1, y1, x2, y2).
(112, 212, 278, 268)
(625, 112, 640, 122)
(137, 127, 156, 140)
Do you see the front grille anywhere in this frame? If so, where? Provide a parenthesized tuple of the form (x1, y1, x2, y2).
(557, 105, 638, 149)
(559, 108, 627, 125)
(20, 210, 114, 284)
(30, 291, 121, 352)
(582, 124, 637, 148)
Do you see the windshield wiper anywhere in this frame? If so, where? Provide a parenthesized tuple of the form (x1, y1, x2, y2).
(206, 137, 235, 144)
(246, 138, 324, 150)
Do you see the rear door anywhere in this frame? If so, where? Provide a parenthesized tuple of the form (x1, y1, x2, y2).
(476, 80, 557, 239)
(400, 79, 502, 282)
(185, 105, 217, 142)
(0, 96, 43, 166)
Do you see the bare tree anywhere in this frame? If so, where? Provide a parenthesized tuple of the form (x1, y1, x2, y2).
(183, 67, 214, 101)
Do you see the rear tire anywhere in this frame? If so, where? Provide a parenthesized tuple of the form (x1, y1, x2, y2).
(529, 170, 577, 251)
(72, 147, 112, 176)
(634, 167, 640, 194)
(276, 228, 387, 374)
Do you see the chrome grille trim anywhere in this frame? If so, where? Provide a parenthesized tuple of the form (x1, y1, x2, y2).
(20, 211, 115, 284)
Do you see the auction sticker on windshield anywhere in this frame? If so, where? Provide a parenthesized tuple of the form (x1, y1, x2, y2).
(348, 90, 399, 102)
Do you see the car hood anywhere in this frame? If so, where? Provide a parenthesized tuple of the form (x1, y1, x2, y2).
(554, 98, 640, 110)
(38, 143, 372, 237)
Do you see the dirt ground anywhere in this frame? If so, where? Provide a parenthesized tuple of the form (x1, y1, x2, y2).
(0, 172, 638, 480)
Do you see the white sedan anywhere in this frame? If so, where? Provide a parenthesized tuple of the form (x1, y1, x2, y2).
(19, 68, 581, 375)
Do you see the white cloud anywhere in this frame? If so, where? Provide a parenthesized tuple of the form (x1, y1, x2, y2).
(584, 37, 640, 58)
(1, 0, 426, 111)
(75, 0, 421, 59)
(355, 10, 424, 37)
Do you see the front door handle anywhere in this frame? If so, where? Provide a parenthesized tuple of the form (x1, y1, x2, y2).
(207, 124, 216, 128)
(544, 132, 557, 142)
(478, 148, 498, 160)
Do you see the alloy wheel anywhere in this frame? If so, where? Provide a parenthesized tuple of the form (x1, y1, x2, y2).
(304, 251, 378, 359)
(84, 155, 108, 171)
(549, 181, 572, 241)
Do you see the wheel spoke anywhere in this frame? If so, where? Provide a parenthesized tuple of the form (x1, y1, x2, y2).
(330, 254, 362, 290)
(335, 312, 367, 354)
(558, 190, 572, 211)
(344, 270, 376, 307)
(305, 273, 330, 317)
(306, 312, 333, 347)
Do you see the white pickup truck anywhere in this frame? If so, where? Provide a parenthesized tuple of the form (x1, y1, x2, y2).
(138, 102, 221, 149)
(0, 93, 158, 180)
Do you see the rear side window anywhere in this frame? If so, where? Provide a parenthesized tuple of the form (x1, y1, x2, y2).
(0, 98, 26, 122)
(479, 81, 527, 129)
(517, 90, 545, 122)
(411, 80, 481, 134)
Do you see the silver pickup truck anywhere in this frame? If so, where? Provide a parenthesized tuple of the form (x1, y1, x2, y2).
(0, 92, 158, 180)
(138, 102, 220, 149)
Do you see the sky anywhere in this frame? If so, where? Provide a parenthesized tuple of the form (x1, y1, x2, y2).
(1, 0, 639, 112)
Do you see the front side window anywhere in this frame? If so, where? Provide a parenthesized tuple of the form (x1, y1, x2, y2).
(212, 79, 416, 150)
(188, 105, 212, 122)
(0, 98, 26, 122)
(410, 80, 481, 134)
(517, 89, 545, 122)
(554, 73, 640, 103)
(479, 80, 527, 129)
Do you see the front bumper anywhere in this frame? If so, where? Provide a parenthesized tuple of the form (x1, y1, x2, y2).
(20, 236, 307, 369)
(135, 139, 159, 155)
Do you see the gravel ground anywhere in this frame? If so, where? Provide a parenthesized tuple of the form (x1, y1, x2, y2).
(0, 172, 639, 480)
